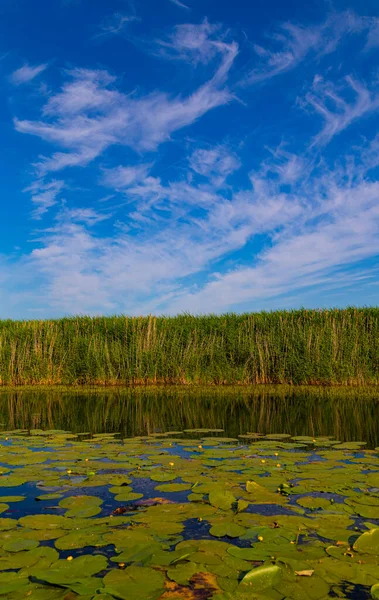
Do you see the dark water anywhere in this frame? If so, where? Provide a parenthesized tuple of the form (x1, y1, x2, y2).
(0, 386, 378, 447)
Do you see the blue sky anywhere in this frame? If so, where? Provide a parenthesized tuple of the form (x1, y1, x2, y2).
(1, 0, 379, 317)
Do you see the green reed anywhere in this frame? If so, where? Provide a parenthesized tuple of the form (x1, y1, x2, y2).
(0, 308, 378, 385)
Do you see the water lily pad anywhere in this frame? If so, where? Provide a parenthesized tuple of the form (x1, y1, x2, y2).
(33, 554, 108, 585)
(55, 525, 107, 550)
(110, 542, 162, 564)
(0, 496, 25, 502)
(209, 490, 236, 511)
(35, 493, 64, 501)
(155, 483, 192, 493)
(353, 528, 379, 555)
(3, 538, 39, 552)
(210, 522, 246, 538)
(167, 561, 203, 585)
(239, 564, 281, 591)
(103, 565, 165, 600)
(59, 495, 103, 517)
(297, 496, 333, 510)
(0, 571, 29, 594)
(150, 471, 178, 482)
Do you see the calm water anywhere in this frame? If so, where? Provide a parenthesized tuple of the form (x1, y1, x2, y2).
(0, 387, 378, 599)
(0, 386, 378, 447)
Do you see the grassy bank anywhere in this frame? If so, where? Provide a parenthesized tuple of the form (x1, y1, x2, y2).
(0, 308, 378, 386)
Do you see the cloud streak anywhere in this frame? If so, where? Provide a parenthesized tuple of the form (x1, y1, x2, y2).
(10, 62, 48, 85)
(14, 23, 237, 176)
(245, 11, 378, 84)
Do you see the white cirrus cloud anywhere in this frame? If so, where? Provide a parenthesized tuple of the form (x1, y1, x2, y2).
(304, 75, 379, 146)
(14, 24, 237, 176)
(169, 0, 190, 9)
(245, 11, 378, 84)
(10, 62, 48, 85)
(97, 12, 139, 37)
(25, 179, 65, 219)
(101, 164, 151, 190)
(189, 145, 241, 186)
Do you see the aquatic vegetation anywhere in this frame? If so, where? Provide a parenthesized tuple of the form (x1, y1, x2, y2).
(0, 308, 379, 385)
(0, 429, 378, 599)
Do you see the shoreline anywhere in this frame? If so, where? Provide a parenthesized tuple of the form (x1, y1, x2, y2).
(1, 383, 379, 398)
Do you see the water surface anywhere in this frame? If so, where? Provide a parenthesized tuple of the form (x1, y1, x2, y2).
(0, 386, 378, 446)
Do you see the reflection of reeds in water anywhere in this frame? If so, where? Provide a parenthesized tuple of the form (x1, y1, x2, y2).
(0, 386, 378, 448)
(0, 309, 378, 385)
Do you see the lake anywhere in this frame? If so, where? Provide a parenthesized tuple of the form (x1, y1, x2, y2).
(0, 386, 378, 599)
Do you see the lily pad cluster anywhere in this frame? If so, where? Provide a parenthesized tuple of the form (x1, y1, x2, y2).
(0, 429, 378, 599)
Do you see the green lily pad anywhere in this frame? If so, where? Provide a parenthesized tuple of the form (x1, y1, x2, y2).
(209, 490, 236, 511)
(3, 538, 39, 552)
(0, 571, 29, 594)
(353, 528, 379, 555)
(110, 542, 162, 564)
(297, 496, 334, 510)
(0, 496, 25, 502)
(167, 561, 203, 585)
(149, 471, 177, 482)
(114, 491, 143, 502)
(103, 566, 165, 600)
(35, 493, 64, 501)
(155, 483, 192, 493)
(59, 495, 103, 518)
(239, 564, 281, 591)
(33, 554, 108, 585)
(210, 522, 246, 538)
(55, 525, 107, 550)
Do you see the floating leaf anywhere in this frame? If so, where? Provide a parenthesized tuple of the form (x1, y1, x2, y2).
(155, 483, 192, 493)
(59, 495, 103, 518)
(103, 565, 165, 600)
(209, 490, 236, 511)
(210, 522, 246, 538)
(33, 554, 108, 585)
(353, 528, 379, 555)
(167, 562, 203, 586)
(239, 564, 281, 590)
(3, 538, 39, 552)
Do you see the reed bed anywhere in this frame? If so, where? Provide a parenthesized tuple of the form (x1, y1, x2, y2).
(0, 308, 378, 386)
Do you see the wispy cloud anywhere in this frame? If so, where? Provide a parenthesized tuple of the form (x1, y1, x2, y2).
(189, 145, 241, 186)
(96, 12, 139, 37)
(101, 164, 151, 190)
(305, 75, 379, 146)
(169, 0, 190, 9)
(25, 179, 65, 219)
(164, 155, 379, 314)
(10, 62, 48, 85)
(158, 19, 238, 71)
(244, 11, 376, 84)
(7, 122, 379, 316)
(14, 26, 237, 176)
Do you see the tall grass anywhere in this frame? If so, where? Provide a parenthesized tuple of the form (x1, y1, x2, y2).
(0, 308, 378, 385)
